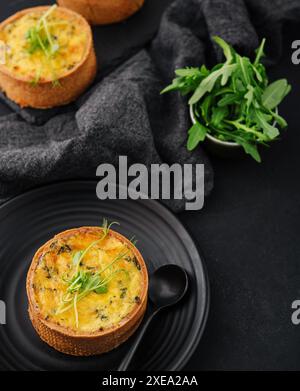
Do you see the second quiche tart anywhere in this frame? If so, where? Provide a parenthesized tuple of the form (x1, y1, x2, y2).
(57, 0, 145, 25)
(0, 5, 97, 108)
(26, 224, 148, 356)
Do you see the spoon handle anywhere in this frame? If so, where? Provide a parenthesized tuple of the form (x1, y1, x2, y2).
(117, 309, 158, 371)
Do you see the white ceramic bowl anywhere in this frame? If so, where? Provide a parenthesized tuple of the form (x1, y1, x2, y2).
(189, 104, 277, 159)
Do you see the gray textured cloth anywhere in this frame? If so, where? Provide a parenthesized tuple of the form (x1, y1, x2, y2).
(0, 0, 299, 210)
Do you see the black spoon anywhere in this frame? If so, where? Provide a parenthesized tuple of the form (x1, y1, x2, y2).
(117, 264, 189, 371)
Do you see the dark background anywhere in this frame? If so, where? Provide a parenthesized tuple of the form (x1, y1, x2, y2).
(0, 0, 300, 370)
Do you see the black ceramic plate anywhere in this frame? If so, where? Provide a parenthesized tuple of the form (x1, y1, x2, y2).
(0, 181, 209, 371)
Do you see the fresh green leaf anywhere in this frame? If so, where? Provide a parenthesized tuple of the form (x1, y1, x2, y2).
(213, 35, 234, 64)
(211, 106, 228, 127)
(189, 63, 237, 104)
(254, 38, 266, 66)
(200, 94, 213, 123)
(95, 284, 108, 294)
(215, 87, 234, 96)
(245, 85, 254, 109)
(200, 64, 210, 76)
(225, 119, 268, 142)
(161, 68, 205, 96)
(236, 55, 251, 85)
(187, 122, 208, 150)
(250, 63, 263, 83)
(240, 141, 261, 162)
(217, 93, 240, 107)
(160, 78, 182, 94)
(269, 109, 287, 128)
(262, 79, 291, 110)
(175, 67, 201, 77)
(254, 110, 279, 139)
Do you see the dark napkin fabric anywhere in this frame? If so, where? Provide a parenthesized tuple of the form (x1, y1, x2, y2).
(1, 0, 300, 211)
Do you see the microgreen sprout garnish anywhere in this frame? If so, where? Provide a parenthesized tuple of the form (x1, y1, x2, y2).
(129, 236, 137, 247)
(71, 219, 119, 273)
(25, 5, 60, 85)
(30, 67, 42, 87)
(161, 36, 291, 162)
(102, 218, 120, 237)
(26, 5, 59, 57)
(56, 219, 129, 328)
(57, 251, 130, 328)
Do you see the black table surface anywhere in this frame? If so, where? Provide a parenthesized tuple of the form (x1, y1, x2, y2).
(0, 1, 300, 371)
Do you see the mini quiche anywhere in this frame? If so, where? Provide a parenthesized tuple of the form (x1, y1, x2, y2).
(26, 224, 148, 356)
(0, 5, 97, 108)
(57, 0, 145, 25)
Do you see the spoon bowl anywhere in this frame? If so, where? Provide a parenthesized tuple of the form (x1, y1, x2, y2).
(149, 264, 188, 309)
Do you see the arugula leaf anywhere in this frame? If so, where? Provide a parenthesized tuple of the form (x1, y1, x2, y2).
(226, 119, 269, 142)
(254, 38, 266, 66)
(217, 93, 240, 107)
(250, 63, 263, 83)
(262, 79, 291, 110)
(187, 121, 208, 151)
(160, 78, 182, 94)
(211, 106, 228, 128)
(269, 109, 287, 128)
(161, 67, 205, 95)
(245, 85, 254, 109)
(200, 94, 213, 123)
(254, 110, 279, 139)
(213, 36, 234, 64)
(236, 55, 251, 85)
(189, 63, 237, 105)
(175, 67, 202, 77)
(240, 141, 261, 163)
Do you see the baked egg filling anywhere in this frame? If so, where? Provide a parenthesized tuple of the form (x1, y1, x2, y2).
(32, 226, 143, 333)
(0, 6, 88, 83)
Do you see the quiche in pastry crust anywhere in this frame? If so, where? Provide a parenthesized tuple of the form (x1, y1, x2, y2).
(0, 6, 97, 108)
(26, 226, 148, 356)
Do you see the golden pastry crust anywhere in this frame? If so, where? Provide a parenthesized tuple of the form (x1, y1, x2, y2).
(26, 226, 148, 356)
(0, 6, 97, 108)
(57, 0, 145, 25)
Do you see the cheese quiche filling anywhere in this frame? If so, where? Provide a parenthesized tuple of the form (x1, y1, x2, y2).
(0, 5, 88, 83)
(32, 225, 143, 333)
